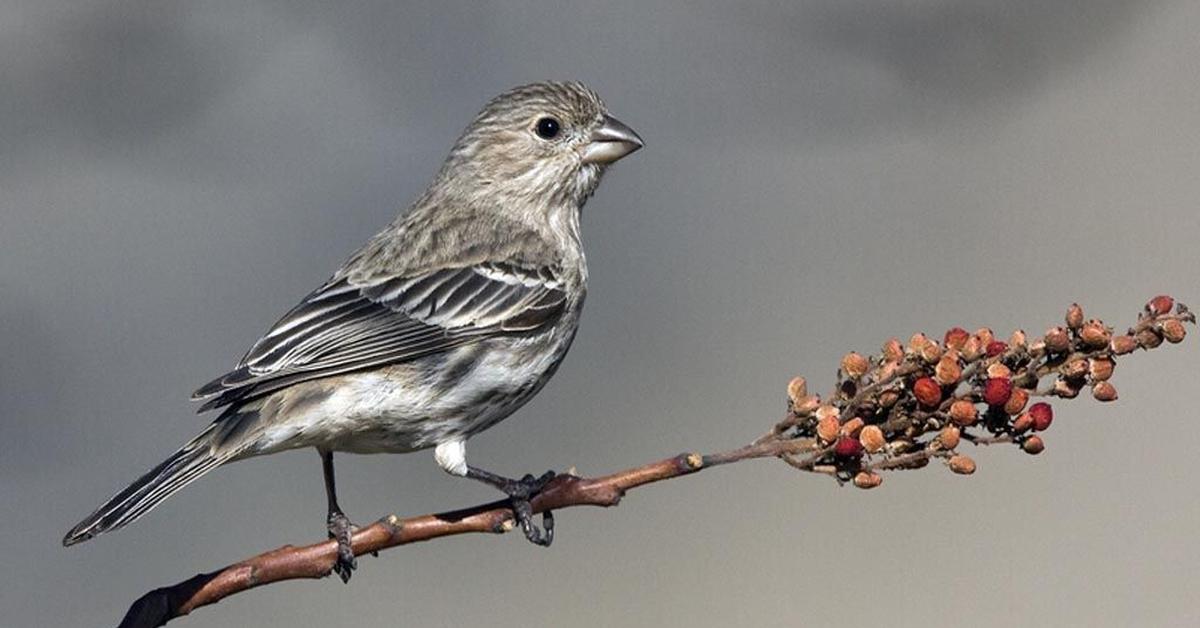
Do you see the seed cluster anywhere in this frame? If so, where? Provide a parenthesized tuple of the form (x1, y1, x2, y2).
(776, 296, 1194, 488)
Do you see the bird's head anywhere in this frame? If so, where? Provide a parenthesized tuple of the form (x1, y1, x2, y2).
(439, 81, 643, 212)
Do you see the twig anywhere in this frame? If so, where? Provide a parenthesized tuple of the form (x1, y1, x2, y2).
(118, 438, 812, 628)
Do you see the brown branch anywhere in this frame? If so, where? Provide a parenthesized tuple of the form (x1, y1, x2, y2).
(117, 296, 1193, 627)
(117, 438, 812, 628)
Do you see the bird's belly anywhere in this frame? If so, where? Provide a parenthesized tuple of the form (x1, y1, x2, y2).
(257, 334, 569, 454)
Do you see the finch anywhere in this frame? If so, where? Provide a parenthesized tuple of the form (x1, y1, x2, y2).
(63, 81, 643, 581)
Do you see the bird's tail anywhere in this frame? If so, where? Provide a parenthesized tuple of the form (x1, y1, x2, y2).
(63, 421, 239, 547)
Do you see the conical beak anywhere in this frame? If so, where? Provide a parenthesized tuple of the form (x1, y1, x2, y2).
(581, 114, 644, 164)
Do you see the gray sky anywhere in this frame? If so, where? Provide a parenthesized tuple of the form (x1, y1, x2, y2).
(3, 1, 1198, 626)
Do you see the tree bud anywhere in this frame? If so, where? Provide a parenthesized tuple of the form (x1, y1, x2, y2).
(1136, 328, 1164, 349)
(841, 417, 865, 438)
(948, 455, 976, 475)
(1092, 381, 1118, 402)
(1080, 320, 1111, 348)
(919, 339, 943, 364)
(961, 336, 983, 361)
(1004, 387, 1029, 415)
(1022, 435, 1045, 455)
(859, 425, 886, 453)
(787, 376, 808, 405)
(882, 337, 905, 363)
(986, 362, 1013, 379)
(1044, 326, 1071, 353)
(1089, 357, 1115, 381)
(935, 355, 962, 385)
(1061, 358, 1089, 380)
(938, 425, 961, 450)
(853, 471, 882, 489)
(949, 399, 978, 426)
(841, 352, 869, 378)
(944, 327, 970, 351)
(816, 415, 840, 443)
(1110, 334, 1138, 355)
(1066, 303, 1084, 330)
(794, 395, 821, 414)
(907, 333, 929, 355)
(1162, 319, 1187, 344)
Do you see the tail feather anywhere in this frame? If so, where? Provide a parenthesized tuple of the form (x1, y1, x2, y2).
(63, 423, 230, 547)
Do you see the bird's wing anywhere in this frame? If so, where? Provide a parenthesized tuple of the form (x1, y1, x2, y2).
(192, 262, 568, 411)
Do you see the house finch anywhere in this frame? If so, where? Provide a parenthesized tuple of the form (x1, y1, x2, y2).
(62, 81, 643, 582)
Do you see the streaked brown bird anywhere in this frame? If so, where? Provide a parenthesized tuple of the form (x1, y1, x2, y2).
(63, 81, 643, 581)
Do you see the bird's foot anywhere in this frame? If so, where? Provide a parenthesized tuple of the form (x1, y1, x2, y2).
(326, 510, 357, 583)
(465, 466, 557, 546)
(501, 471, 556, 547)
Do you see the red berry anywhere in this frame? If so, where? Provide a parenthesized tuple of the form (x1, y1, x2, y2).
(834, 436, 863, 458)
(912, 377, 943, 408)
(985, 341, 1008, 357)
(1148, 295, 1175, 316)
(1029, 402, 1053, 431)
(982, 377, 1013, 407)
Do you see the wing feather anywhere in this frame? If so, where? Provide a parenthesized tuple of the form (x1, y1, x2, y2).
(193, 263, 568, 411)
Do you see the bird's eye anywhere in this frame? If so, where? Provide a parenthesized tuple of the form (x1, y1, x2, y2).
(535, 117, 561, 139)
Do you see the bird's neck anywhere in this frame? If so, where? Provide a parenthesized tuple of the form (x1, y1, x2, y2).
(546, 199, 583, 246)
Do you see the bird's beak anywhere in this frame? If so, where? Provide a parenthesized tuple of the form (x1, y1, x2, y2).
(581, 114, 644, 165)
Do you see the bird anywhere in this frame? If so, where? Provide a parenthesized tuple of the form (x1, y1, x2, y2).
(62, 81, 643, 581)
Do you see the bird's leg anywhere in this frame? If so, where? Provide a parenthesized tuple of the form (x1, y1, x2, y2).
(465, 466, 556, 547)
(320, 449, 357, 583)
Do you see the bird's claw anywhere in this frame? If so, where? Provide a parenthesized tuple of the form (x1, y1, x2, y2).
(504, 471, 556, 547)
(326, 511, 358, 583)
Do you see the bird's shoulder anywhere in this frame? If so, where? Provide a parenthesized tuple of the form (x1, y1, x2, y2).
(340, 201, 574, 286)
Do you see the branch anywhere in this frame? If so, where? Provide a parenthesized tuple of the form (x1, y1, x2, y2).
(117, 296, 1194, 627)
(118, 440, 810, 628)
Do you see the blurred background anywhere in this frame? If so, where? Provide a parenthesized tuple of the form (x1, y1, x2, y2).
(2, 1, 1198, 626)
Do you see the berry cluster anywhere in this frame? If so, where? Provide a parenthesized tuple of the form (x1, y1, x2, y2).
(775, 296, 1194, 489)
